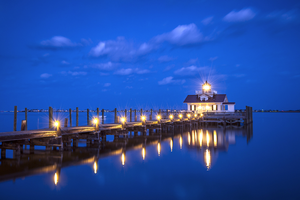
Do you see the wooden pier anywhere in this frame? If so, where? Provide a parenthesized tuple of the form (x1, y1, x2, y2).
(0, 106, 253, 158)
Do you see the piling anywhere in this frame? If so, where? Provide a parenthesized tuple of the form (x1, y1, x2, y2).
(150, 109, 153, 120)
(25, 107, 28, 130)
(14, 106, 17, 131)
(97, 108, 99, 119)
(101, 109, 104, 124)
(125, 109, 127, 119)
(21, 120, 26, 131)
(159, 109, 161, 116)
(64, 118, 68, 127)
(134, 109, 137, 121)
(49, 107, 53, 128)
(69, 108, 72, 127)
(76, 107, 79, 126)
(140, 109, 143, 117)
(87, 109, 90, 125)
(130, 108, 132, 122)
(114, 108, 117, 123)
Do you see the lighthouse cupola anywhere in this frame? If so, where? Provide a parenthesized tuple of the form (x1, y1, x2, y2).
(202, 81, 211, 94)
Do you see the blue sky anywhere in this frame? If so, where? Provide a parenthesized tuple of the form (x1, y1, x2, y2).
(0, 0, 299, 111)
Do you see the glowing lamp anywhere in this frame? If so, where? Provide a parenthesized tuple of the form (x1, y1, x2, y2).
(187, 114, 191, 118)
(194, 114, 197, 117)
(169, 115, 173, 120)
(156, 115, 161, 120)
(93, 118, 99, 125)
(203, 84, 210, 91)
(121, 117, 126, 123)
(179, 114, 182, 119)
(54, 121, 60, 128)
(141, 116, 146, 121)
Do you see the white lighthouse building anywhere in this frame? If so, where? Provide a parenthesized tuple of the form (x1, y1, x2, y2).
(183, 81, 235, 113)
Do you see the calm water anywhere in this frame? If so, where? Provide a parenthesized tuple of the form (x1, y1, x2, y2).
(0, 113, 299, 200)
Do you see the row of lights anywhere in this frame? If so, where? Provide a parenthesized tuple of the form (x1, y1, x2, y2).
(52, 113, 203, 129)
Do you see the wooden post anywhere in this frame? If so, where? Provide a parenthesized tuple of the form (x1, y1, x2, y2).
(87, 109, 90, 125)
(134, 109, 137, 121)
(166, 109, 169, 118)
(76, 107, 79, 126)
(25, 107, 28, 130)
(97, 108, 99, 119)
(14, 106, 17, 131)
(64, 118, 68, 127)
(130, 108, 132, 122)
(124, 109, 127, 119)
(21, 120, 26, 131)
(101, 109, 104, 124)
(49, 106, 53, 128)
(140, 109, 143, 117)
(69, 108, 72, 127)
(114, 108, 117, 123)
(159, 109, 161, 116)
(150, 109, 153, 120)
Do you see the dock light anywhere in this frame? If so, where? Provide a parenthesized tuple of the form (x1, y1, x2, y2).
(141, 116, 146, 121)
(157, 115, 161, 121)
(187, 114, 191, 119)
(54, 121, 60, 128)
(179, 114, 182, 119)
(93, 118, 99, 125)
(169, 115, 174, 120)
(200, 113, 203, 117)
(121, 117, 126, 123)
(194, 114, 197, 118)
(203, 84, 210, 91)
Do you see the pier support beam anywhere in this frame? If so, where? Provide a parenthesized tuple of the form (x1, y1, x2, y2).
(25, 108, 28, 130)
(134, 109, 137, 121)
(150, 109, 153, 120)
(76, 107, 79, 126)
(97, 108, 99, 120)
(101, 109, 104, 124)
(49, 107, 53, 128)
(14, 106, 17, 131)
(87, 109, 90, 125)
(125, 109, 127, 119)
(114, 108, 117, 123)
(69, 108, 72, 127)
(130, 108, 132, 122)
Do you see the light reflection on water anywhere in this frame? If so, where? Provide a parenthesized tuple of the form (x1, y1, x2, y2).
(1, 113, 300, 199)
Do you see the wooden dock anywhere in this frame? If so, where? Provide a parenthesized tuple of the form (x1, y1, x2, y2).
(0, 106, 253, 158)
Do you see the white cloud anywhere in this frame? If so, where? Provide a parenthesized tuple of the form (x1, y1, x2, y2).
(174, 66, 207, 76)
(155, 24, 205, 46)
(61, 60, 69, 65)
(266, 10, 297, 21)
(93, 62, 116, 71)
(158, 76, 185, 85)
(223, 8, 256, 22)
(89, 37, 154, 62)
(202, 16, 214, 25)
(40, 73, 52, 78)
(158, 55, 174, 62)
(104, 83, 111, 87)
(114, 68, 151, 75)
(61, 71, 87, 76)
(114, 68, 133, 75)
(40, 36, 80, 48)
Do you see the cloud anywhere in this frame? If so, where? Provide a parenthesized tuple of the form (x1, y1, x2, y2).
(114, 68, 151, 75)
(158, 55, 174, 63)
(40, 73, 52, 78)
(266, 10, 298, 21)
(61, 71, 87, 76)
(154, 24, 207, 46)
(89, 37, 154, 62)
(158, 76, 185, 85)
(61, 60, 69, 65)
(174, 66, 207, 76)
(104, 83, 111, 87)
(202, 16, 214, 25)
(93, 62, 117, 71)
(39, 36, 82, 49)
(209, 57, 218, 61)
(223, 8, 256, 22)
(114, 68, 133, 75)
(164, 65, 175, 72)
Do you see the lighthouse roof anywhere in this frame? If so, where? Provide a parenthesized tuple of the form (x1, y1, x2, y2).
(183, 94, 227, 103)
